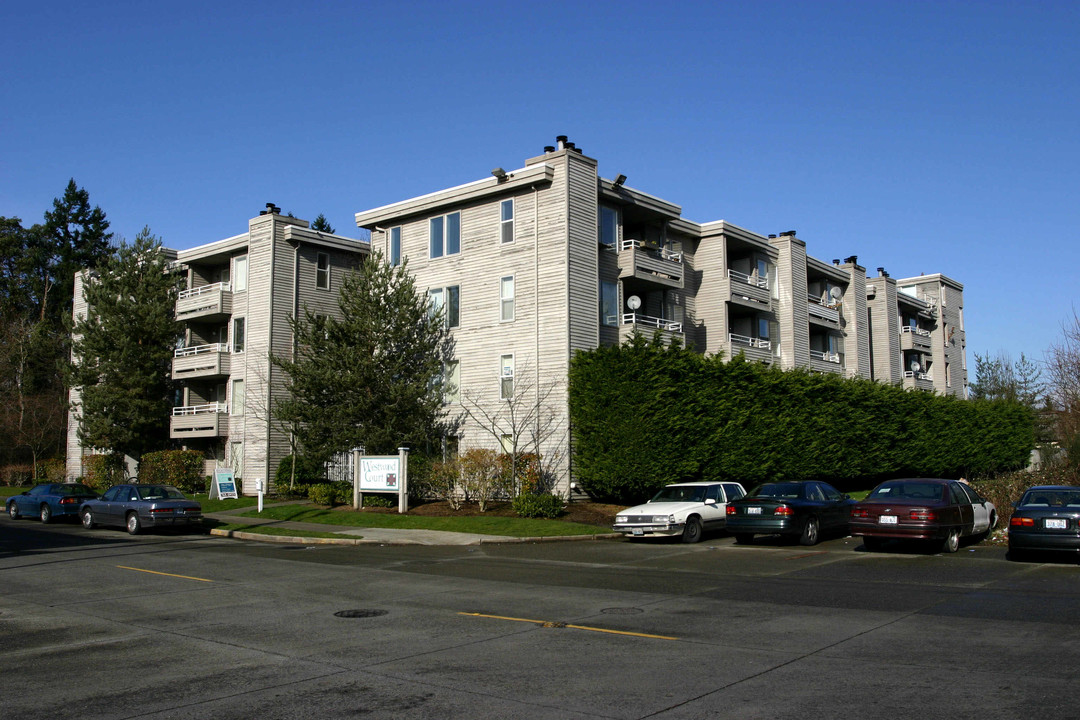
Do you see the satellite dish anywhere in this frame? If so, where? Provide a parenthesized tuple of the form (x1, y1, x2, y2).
(627, 295, 641, 311)
(828, 286, 843, 302)
(910, 360, 921, 373)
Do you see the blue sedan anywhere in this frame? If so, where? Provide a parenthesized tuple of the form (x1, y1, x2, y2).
(80, 484, 202, 535)
(7, 483, 100, 523)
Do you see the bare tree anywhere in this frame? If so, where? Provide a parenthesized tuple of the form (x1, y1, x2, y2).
(1046, 311, 1080, 464)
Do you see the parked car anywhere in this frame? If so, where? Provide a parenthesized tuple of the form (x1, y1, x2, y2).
(850, 478, 996, 553)
(80, 484, 203, 535)
(7, 482, 100, 523)
(613, 481, 746, 543)
(1008, 485, 1080, 558)
(725, 480, 854, 546)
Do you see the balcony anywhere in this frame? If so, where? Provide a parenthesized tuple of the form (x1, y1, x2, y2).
(720, 269, 770, 308)
(902, 371, 934, 391)
(810, 349, 844, 374)
(617, 239, 683, 289)
(172, 343, 231, 380)
(619, 313, 683, 345)
(900, 325, 933, 351)
(807, 296, 840, 324)
(170, 403, 229, 439)
(176, 282, 232, 322)
(728, 333, 773, 363)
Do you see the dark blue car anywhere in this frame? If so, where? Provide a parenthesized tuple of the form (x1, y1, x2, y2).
(7, 482, 100, 523)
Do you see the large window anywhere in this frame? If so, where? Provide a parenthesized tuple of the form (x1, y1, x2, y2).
(232, 317, 245, 353)
(500, 199, 514, 244)
(500, 354, 514, 399)
(500, 276, 515, 322)
(389, 227, 401, 266)
(600, 281, 618, 326)
(316, 252, 330, 290)
(430, 212, 461, 259)
(428, 285, 460, 328)
(233, 255, 248, 292)
(444, 360, 460, 403)
(231, 379, 244, 416)
(599, 206, 617, 247)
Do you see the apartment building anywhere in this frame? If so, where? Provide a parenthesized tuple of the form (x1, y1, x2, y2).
(66, 206, 371, 491)
(354, 137, 968, 493)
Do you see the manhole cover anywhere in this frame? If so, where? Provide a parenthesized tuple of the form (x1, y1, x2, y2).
(334, 609, 388, 619)
(600, 607, 644, 615)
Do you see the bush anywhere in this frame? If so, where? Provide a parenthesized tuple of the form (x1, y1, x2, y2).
(460, 448, 507, 511)
(360, 493, 394, 508)
(308, 483, 337, 506)
(274, 454, 327, 495)
(1, 464, 32, 486)
(37, 459, 67, 483)
(512, 493, 564, 519)
(82, 454, 126, 491)
(139, 450, 205, 493)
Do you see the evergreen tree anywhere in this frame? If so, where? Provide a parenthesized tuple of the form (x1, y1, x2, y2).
(68, 228, 181, 461)
(310, 214, 335, 234)
(272, 252, 454, 458)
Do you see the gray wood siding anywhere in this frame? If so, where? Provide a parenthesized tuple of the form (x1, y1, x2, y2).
(693, 231, 728, 356)
(566, 152, 600, 355)
(841, 264, 871, 379)
(772, 237, 809, 369)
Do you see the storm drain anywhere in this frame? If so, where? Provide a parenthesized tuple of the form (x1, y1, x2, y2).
(334, 609, 388, 619)
(600, 607, 644, 615)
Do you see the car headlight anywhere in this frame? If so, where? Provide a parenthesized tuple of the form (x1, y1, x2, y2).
(654, 515, 674, 523)
(615, 516, 628, 524)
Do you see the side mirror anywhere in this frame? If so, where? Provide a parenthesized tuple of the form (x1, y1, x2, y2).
(704, 498, 717, 505)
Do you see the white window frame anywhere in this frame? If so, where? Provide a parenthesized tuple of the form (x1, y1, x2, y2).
(230, 441, 244, 479)
(232, 255, 248, 293)
(231, 379, 245, 416)
(429, 212, 461, 259)
(316, 252, 330, 290)
(500, 354, 514, 400)
(232, 317, 245, 354)
(600, 281, 618, 327)
(500, 275, 515, 322)
(389, 226, 402, 266)
(428, 285, 460, 328)
(500, 199, 514, 244)
(445, 360, 460, 404)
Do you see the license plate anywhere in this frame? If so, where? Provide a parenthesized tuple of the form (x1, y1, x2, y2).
(747, 507, 762, 515)
(1045, 518, 1067, 529)
(879, 515, 898, 525)
(176, 509, 185, 515)
(632, 528, 643, 536)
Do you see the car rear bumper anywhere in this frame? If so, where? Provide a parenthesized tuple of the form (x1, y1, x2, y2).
(1008, 531, 1080, 552)
(726, 517, 797, 535)
(850, 523, 950, 540)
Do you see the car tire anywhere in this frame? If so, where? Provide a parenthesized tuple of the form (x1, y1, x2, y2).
(81, 509, 95, 529)
(1006, 546, 1028, 562)
(40, 504, 51, 524)
(734, 533, 754, 545)
(798, 516, 819, 546)
(126, 512, 142, 535)
(862, 537, 882, 552)
(8, 502, 19, 520)
(681, 517, 702, 544)
(940, 528, 960, 553)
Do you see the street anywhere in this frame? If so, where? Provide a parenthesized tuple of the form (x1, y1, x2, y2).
(2, 518, 1077, 719)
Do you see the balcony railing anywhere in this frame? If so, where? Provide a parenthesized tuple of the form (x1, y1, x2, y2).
(618, 239, 682, 263)
(808, 296, 840, 322)
(729, 333, 771, 350)
(176, 282, 233, 321)
(172, 402, 229, 416)
(903, 371, 932, 381)
(728, 269, 768, 290)
(810, 350, 841, 363)
(621, 313, 683, 333)
(174, 343, 230, 357)
(178, 281, 231, 300)
(901, 326, 932, 337)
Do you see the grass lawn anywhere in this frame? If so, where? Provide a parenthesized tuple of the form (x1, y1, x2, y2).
(238, 505, 610, 537)
(193, 494, 260, 514)
(0, 486, 28, 499)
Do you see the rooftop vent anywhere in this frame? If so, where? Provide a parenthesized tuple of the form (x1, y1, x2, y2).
(844, 255, 858, 265)
(260, 202, 281, 216)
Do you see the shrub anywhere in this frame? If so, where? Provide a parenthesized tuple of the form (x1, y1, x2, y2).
(512, 493, 564, 519)
(308, 483, 337, 506)
(139, 450, 205, 493)
(360, 493, 394, 508)
(460, 448, 508, 511)
(82, 454, 126, 491)
(1, 464, 33, 486)
(37, 459, 67, 483)
(274, 454, 326, 495)
(422, 458, 463, 510)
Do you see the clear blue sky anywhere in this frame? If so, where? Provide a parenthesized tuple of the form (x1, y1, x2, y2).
(3, 0, 1078, 367)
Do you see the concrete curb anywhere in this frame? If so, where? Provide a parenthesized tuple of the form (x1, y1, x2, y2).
(208, 527, 622, 546)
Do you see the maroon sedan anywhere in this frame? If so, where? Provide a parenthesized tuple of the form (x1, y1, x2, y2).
(850, 478, 997, 553)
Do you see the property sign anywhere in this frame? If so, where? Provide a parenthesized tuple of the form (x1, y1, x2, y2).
(359, 457, 401, 491)
(210, 469, 238, 500)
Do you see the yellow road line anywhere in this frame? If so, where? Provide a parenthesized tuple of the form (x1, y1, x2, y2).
(459, 612, 678, 640)
(117, 566, 213, 583)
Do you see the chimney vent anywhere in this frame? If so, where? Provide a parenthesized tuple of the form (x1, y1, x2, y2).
(544, 145, 555, 153)
(844, 255, 858, 265)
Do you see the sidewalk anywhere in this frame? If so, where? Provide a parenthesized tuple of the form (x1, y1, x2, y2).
(204, 503, 619, 546)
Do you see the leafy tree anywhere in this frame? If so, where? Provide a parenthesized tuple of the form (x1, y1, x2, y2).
(310, 214, 335, 234)
(67, 228, 181, 462)
(272, 252, 454, 458)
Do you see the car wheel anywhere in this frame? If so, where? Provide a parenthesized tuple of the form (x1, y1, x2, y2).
(862, 537, 882, 552)
(126, 512, 142, 535)
(798, 516, 819, 546)
(1006, 546, 1028, 562)
(734, 533, 754, 545)
(40, 504, 51, 524)
(7, 502, 19, 520)
(681, 517, 702, 544)
(81, 509, 95, 529)
(940, 528, 960, 553)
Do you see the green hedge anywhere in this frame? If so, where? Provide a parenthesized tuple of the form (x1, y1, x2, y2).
(569, 337, 1036, 504)
(139, 450, 205, 494)
(82, 454, 127, 491)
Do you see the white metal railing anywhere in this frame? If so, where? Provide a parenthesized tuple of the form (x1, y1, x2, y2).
(901, 326, 932, 337)
(619, 239, 683, 263)
(810, 350, 841, 363)
(622, 313, 683, 332)
(902, 371, 932, 381)
(172, 402, 229, 416)
(729, 333, 772, 350)
(178, 281, 231, 300)
(728, 269, 768, 289)
(174, 343, 229, 358)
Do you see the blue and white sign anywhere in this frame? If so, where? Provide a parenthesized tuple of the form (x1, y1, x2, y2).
(210, 469, 238, 500)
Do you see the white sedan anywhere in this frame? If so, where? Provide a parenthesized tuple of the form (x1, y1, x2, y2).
(613, 481, 747, 543)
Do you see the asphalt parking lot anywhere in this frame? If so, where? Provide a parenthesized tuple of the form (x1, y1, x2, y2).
(2, 517, 1077, 719)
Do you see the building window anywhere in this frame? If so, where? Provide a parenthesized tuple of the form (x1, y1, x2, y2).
(231, 379, 245, 416)
(500, 354, 514, 399)
(429, 212, 461, 259)
(599, 206, 617, 247)
(428, 285, 460, 328)
(230, 441, 244, 478)
(233, 255, 248, 293)
(444, 360, 460, 403)
(600, 281, 618, 326)
(500, 199, 514, 244)
(390, 227, 401, 266)
(316, 252, 330, 290)
(232, 317, 245, 353)
(500, 275, 515, 322)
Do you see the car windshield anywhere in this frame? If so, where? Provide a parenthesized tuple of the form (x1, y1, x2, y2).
(868, 482, 943, 501)
(651, 486, 707, 503)
(137, 486, 186, 501)
(1020, 490, 1080, 508)
(56, 484, 96, 496)
(750, 483, 802, 500)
